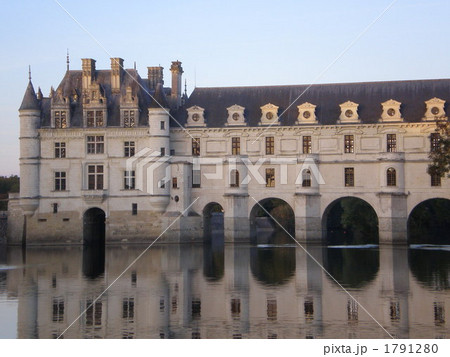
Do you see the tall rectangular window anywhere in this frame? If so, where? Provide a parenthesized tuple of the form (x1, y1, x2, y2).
(160, 121, 165, 130)
(54, 142, 66, 158)
(54, 172, 66, 191)
(172, 177, 178, 189)
(304, 300, 314, 322)
(85, 300, 102, 327)
(267, 299, 277, 321)
(88, 165, 104, 190)
(266, 168, 275, 187)
(232, 137, 240, 155)
(266, 137, 274, 155)
(87, 110, 104, 127)
(192, 139, 200, 156)
(231, 298, 241, 319)
(387, 134, 397, 152)
(122, 298, 135, 321)
(87, 136, 104, 154)
(430, 133, 440, 152)
(192, 169, 201, 188)
(52, 298, 65, 322)
(431, 173, 441, 187)
(303, 136, 312, 154)
(345, 168, 354, 187)
(124, 171, 135, 190)
(132, 203, 138, 215)
(344, 135, 354, 153)
(54, 110, 67, 129)
(160, 147, 165, 156)
(124, 141, 135, 157)
(123, 110, 136, 128)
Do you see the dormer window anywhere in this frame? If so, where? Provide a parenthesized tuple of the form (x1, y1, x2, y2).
(123, 110, 136, 128)
(186, 106, 206, 127)
(296, 102, 317, 124)
(260, 103, 280, 126)
(339, 101, 359, 123)
(423, 98, 446, 121)
(86, 110, 104, 127)
(53, 110, 68, 128)
(380, 100, 402, 122)
(226, 104, 246, 126)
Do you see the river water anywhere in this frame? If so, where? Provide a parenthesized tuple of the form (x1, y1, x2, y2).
(0, 241, 449, 339)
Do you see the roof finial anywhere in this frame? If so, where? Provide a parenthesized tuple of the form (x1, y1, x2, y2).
(28, 65, 31, 81)
(134, 61, 136, 70)
(66, 48, 70, 71)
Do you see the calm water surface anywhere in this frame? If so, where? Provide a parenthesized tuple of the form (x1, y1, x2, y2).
(0, 242, 449, 339)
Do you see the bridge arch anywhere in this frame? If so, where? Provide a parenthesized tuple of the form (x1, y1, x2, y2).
(203, 202, 224, 244)
(408, 198, 450, 244)
(249, 197, 295, 244)
(322, 196, 379, 245)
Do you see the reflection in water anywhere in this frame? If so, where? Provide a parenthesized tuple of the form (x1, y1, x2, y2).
(82, 244, 105, 279)
(409, 248, 450, 290)
(0, 244, 450, 338)
(323, 247, 379, 289)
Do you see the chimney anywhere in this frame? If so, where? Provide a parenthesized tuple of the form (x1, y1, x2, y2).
(147, 66, 164, 91)
(170, 61, 183, 108)
(111, 57, 124, 94)
(81, 58, 96, 91)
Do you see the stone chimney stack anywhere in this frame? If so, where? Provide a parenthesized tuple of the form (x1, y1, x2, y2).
(170, 61, 183, 108)
(147, 66, 164, 91)
(82, 58, 96, 91)
(111, 57, 124, 94)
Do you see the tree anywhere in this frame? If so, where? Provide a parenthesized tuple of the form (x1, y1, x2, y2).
(428, 120, 450, 178)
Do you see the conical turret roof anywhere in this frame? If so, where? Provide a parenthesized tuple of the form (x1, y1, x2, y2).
(19, 81, 40, 111)
(149, 83, 169, 109)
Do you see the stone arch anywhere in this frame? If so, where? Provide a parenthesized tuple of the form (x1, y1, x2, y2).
(408, 198, 450, 244)
(249, 197, 295, 244)
(322, 196, 379, 245)
(250, 246, 296, 286)
(83, 207, 105, 246)
(203, 202, 224, 244)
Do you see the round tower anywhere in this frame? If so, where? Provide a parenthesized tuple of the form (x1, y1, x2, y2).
(18, 77, 41, 216)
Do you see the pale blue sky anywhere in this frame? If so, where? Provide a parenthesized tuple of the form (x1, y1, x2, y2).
(1, 0, 449, 175)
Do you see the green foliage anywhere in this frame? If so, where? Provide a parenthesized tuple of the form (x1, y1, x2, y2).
(428, 120, 450, 178)
(0, 175, 20, 210)
(254, 198, 295, 235)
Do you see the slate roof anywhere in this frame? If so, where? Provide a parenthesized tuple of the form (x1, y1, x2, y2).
(174, 79, 450, 127)
(19, 81, 40, 111)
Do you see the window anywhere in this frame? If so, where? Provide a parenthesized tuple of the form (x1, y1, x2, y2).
(55, 142, 66, 158)
(434, 302, 445, 325)
(231, 298, 241, 319)
(390, 301, 400, 322)
(132, 203, 138, 215)
(345, 168, 354, 187)
(54, 110, 67, 128)
(266, 136, 274, 155)
(122, 298, 135, 321)
(304, 300, 314, 322)
(267, 299, 277, 321)
(87, 136, 104, 154)
(52, 203, 58, 214)
(87, 165, 104, 190)
(431, 173, 441, 187)
(430, 133, 440, 152)
(192, 299, 201, 319)
(387, 168, 396, 186)
(192, 169, 201, 188)
(230, 169, 239, 187)
(52, 298, 65, 322)
(131, 271, 137, 287)
(344, 135, 354, 153)
(124, 141, 135, 157)
(172, 177, 178, 189)
(302, 169, 311, 187)
(303, 136, 312, 154)
(387, 134, 397, 152)
(86, 110, 104, 127)
(85, 300, 102, 327)
(192, 138, 200, 156)
(160, 121, 165, 130)
(266, 168, 275, 187)
(123, 110, 136, 128)
(232, 137, 240, 155)
(54, 172, 66, 191)
(124, 171, 135, 190)
(160, 147, 165, 156)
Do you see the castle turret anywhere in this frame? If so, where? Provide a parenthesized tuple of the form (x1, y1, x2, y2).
(19, 77, 41, 217)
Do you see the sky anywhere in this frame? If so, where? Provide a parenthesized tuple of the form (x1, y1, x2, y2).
(1, 0, 450, 175)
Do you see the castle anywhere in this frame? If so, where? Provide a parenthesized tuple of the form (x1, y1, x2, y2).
(6, 57, 450, 245)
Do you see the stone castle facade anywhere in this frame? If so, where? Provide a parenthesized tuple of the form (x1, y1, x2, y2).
(6, 57, 450, 245)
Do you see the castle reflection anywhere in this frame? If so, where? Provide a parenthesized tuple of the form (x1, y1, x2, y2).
(0, 243, 449, 339)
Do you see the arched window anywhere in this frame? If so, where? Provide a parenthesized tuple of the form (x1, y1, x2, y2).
(230, 169, 239, 187)
(302, 169, 311, 187)
(387, 168, 396, 186)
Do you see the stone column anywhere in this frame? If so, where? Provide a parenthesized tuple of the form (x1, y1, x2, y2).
(295, 193, 322, 244)
(224, 194, 250, 243)
(377, 193, 408, 244)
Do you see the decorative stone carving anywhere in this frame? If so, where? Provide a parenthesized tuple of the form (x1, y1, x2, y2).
(186, 105, 206, 127)
(338, 101, 360, 123)
(225, 104, 246, 126)
(423, 97, 446, 121)
(296, 102, 317, 124)
(259, 103, 279, 126)
(380, 99, 402, 122)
